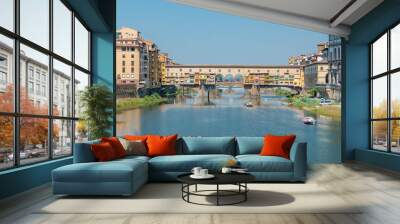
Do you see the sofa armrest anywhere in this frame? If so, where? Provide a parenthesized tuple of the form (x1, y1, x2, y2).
(290, 142, 307, 181)
(74, 141, 99, 163)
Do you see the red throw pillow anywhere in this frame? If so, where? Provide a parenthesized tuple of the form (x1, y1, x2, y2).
(101, 137, 127, 158)
(146, 134, 178, 157)
(124, 135, 148, 143)
(260, 134, 296, 159)
(91, 142, 117, 162)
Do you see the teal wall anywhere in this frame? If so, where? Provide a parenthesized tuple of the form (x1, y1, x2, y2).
(345, 0, 400, 170)
(0, 158, 72, 199)
(92, 32, 116, 135)
(0, 0, 116, 200)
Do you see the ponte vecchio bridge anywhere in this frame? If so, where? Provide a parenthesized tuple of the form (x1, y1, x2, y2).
(163, 64, 304, 92)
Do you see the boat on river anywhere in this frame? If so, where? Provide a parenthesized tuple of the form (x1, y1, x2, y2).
(245, 102, 253, 107)
(303, 117, 316, 125)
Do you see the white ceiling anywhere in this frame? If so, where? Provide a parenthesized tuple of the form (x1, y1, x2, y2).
(169, 0, 384, 37)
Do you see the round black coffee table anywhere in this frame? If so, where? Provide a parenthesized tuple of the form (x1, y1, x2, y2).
(177, 173, 255, 206)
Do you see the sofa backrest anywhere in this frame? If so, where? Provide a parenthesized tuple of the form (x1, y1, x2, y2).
(74, 136, 301, 160)
(178, 137, 236, 155)
(73, 139, 100, 163)
(235, 137, 264, 155)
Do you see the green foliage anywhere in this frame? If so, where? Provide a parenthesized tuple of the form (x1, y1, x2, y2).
(307, 105, 341, 120)
(274, 88, 294, 97)
(287, 95, 320, 108)
(307, 87, 319, 97)
(117, 93, 167, 112)
(286, 94, 341, 119)
(79, 84, 113, 140)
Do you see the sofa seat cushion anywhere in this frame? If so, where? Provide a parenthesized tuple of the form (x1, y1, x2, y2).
(149, 154, 235, 172)
(117, 155, 150, 163)
(236, 155, 293, 172)
(53, 159, 147, 183)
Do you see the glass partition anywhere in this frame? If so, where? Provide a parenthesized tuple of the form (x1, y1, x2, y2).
(0, 0, 91, 170)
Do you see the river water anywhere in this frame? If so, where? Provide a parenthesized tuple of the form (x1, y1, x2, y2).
(117, 87, 341, 163)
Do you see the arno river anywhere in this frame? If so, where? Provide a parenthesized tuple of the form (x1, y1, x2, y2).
(117, 87, 341, 163)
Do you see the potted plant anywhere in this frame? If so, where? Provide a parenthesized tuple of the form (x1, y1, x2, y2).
(79, 84, 114, 140)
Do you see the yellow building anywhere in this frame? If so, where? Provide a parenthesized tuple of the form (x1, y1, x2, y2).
(303, 62, 329, 89)
(158, 53, 168, 85)
(143, 40, 160, 87)
(116, 27, 142, 85)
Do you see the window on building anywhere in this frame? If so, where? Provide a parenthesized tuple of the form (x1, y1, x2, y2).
(28, 82, 34, 93)
(0, 55, 7, 68)
(0, 71, 6, 84)
(0, 0, 91, 170)
(28, 67, 34, 80)
(41, 85, 46, 96)
(371, 23, 400, 153)
(334, 48, 337, 60)
(35, 83, 40, 95)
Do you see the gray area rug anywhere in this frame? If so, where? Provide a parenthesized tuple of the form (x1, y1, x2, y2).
(38, 183, 362, 214)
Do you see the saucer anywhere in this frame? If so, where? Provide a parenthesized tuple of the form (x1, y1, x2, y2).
(190, 174, 215, 179)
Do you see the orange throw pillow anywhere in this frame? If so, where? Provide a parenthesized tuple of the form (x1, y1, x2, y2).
(124, 135, 148, 142)
(146, 134, 178, 157)
(101, 137, 127, 158)
(260, 134, 296, 159)
(91, 142, 117, 162)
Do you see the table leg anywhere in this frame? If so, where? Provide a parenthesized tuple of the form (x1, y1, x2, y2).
(195, 184, 198, 192)
(181, 184, 183, 199)
(217, 184, 219, 206)
(187, 184, 190, 202)
(245, 183, 247, 201)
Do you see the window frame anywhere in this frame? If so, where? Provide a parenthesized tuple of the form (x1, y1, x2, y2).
(0, 0, 92, 171)
(370, 21, 400, 154)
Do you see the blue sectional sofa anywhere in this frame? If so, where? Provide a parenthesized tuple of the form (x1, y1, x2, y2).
(52, 137, 307, 196)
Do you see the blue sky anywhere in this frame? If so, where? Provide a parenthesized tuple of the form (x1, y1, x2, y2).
(117, 0, 327, 65)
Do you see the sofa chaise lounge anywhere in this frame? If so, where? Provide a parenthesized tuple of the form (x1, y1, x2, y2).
(52, 137, 307, 196)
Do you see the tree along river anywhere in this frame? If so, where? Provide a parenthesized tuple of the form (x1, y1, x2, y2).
(117, 87, 341, 163)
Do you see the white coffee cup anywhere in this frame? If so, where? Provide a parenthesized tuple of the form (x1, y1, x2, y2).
(200, 169, 208, 176)
(221, 167, 232, 174)
(191, 167, 202, 176)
